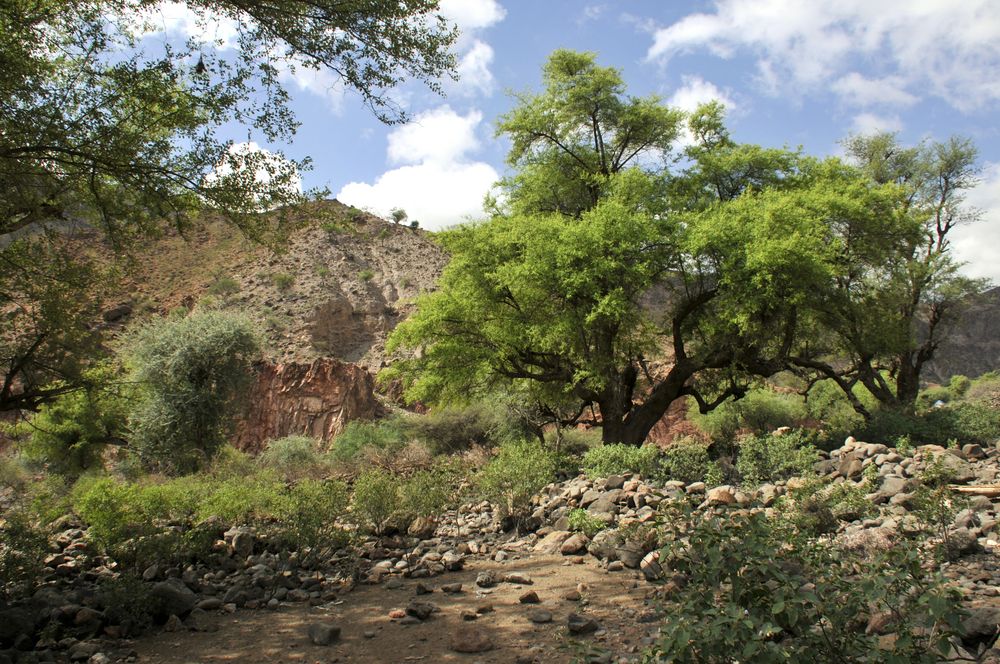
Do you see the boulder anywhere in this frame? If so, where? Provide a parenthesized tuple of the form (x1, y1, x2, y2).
(560, 533, 590, 555)
(449, 626, 494, 653)
(149, 579, 197, 620)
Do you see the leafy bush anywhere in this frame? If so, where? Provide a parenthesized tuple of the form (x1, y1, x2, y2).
(271, 272, 295, 290)
(803, 379, 871, 445)
(545, 426, 602, 456)
(98, 574, 157, 634)
(860, 403, 1000, 447)
(692, 388, 808, 443)
(19, 365, 130, 476)
(399, 461, 461, 519)
(661, 439, 718, 485)
(781, 476, 875, 535)
(405, 403, 526, 455)
(330, 418, 408, 465)
(258, 435, 327, 479)
(358, 269, 375, 281)
(124, 310, 261, 474)
(206, 275, 240, 298)
(478, 440, 557, 522)
(735, 431, 817, 487)
(351, 468, 402, 534)
(0, 508, 47, 598)
(649, 507, 963, 663)
(582, 443, 661, 479)
(567, 508, 606, 537)
(917, 385, 951, 409)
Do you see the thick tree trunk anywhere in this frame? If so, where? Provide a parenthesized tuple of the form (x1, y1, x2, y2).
(598, 362, 695, 446)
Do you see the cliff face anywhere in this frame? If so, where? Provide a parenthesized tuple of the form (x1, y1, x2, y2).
(233, 358, 383, 453)
(925, 286, 1000, 383)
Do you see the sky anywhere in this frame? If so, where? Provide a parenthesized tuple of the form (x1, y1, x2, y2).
(151, 0, 1000, 282)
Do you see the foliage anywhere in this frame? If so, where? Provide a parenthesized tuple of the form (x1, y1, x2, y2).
(358, 269, 375, 282)
(271, 272, 295, 290)
(582, 444, 661, 479)
(691, 389, 808, 444)
(404, 402, 528, 455)
(98, 574, 157, 633)
(19, 364, 130, 476)
(0, 507, 48, 598)
(781, 476, 876, 535)
(124, 310, 261, 474)
(351, 468, 402, 535)
(648, 507, 963, 663)
(662, 439, 719, 485)
(257, 435, 327, 479)
(478, 440, 557, 522)
(545, 426, 603, 456)
(567, 508, 606, 538)
(206, 275, 241, 299)
(735, 431, 817, 487)
(858, 403, 1000, 447)
(387, 51, 911, 446)
(399, 461, 462, 519)
(390, 208, 408, 224)
(912, 484, 970, 561)
(330, 418, 409, 465)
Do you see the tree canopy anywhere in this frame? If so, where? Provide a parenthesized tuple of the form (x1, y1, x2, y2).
(0, 0, 457, 412)
(386, 51, 921, 444)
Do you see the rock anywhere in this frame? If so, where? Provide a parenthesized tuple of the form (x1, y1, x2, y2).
(405, 601, 438, 621)
(588, 529, 621, 561)
(186, 608, 217, 632)
(839, 455, 864, 479)
(560, 533, 590, 555)
(150, 579, 197, 619)
(502, 573, 533, 585)
(231, 530, 254, 559)
(449, 626, 494, 653)
(533, 530, 573, 554)
(528, 609, 553, 624)
(640, 550, 663, 581)
(408, 516, 436, 539)
(587, 490, 623, 515)
(961, 606, 1000, 642)
(440, 583, 463, 594)
(475, 571, 497, 588)
(607, 561, 625, 572)
(68, 642, 100, 662)
(604, 475, 626, 490)
(685, 482, 706, 494)
(563, 589, 582, 601)
(519, 591, 540, 604)
(0, 608, 34, 643)
(947, 528, 981, 558)
(196, 598, 223, 611)
(163, 614, 184, 632)
(307, 623, 341, 645)
(705, 486, 737, 506)
(567, 613, 601, 635)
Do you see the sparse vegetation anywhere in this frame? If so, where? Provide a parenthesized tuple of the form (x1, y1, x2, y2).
(358, 268, 375, 281)
(478, 440, 557, 522)
(582, 444, 661, 479)
(271, 272, 295, 290)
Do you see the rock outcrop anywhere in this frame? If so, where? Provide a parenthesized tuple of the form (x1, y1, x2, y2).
(233, 357, 382, 452)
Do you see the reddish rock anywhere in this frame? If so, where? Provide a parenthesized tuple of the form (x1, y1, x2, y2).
(233, 358, 382, 452)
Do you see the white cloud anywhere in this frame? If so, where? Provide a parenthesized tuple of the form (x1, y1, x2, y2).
(851, 112, 903, 135)
(832, 73, 918, 108)
(645, 0, 1000, 112)
(579, 4, 608, 24)
(454, 40, 496, 97)
(276, 58, 345, 111)
(131, 1, 240, 49)
(206, 142, 302, 210)
(387, 106, 482, 165)
(438, 0, 506, 32)
(951, 162, 1000, 283)
(668, 75, 737, 113)
(337, 105, 498, 229)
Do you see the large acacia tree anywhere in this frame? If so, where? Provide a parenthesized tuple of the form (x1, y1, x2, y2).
(1, 0, 457, 411)
(385, 51, 912, 445)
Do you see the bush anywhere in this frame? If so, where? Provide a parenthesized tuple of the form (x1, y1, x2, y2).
(206, 275, 240, 298)
(649, 507, 963, 663)
(478, 440, 557, 522)
(735, 431, 817, 487)
(399, 461, 461, 520)
(567, 508, 606, 537)
(661, 439, 718, 485)
(582, 443, 661, 479)
(358, 269, 375, 281)
(351, 468, 402, 534)
(860, 403, 1000, 447)
(258, 435, 327, 479)
(20, 365, 130, 476)
(917, 385, 951, 409)
(0, 508, 47, 598)
(330, 418, 408, 465)
(545, 427, 602, 456)
(405, 403, 525, 455)
(124, 310, 261, 474)
(271, 272, 295, 290)
(692, 388, 808, 443)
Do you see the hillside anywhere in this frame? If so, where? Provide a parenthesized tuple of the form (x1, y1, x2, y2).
(925, 286, 1000, 384)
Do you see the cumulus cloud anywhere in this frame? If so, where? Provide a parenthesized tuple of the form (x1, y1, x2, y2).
(645, 0, 1000, 112)
(336, 106, 498, 229)
(832, 73, 918, 109)
(438, 0, 506, 32)
(668, 75, 737, 113)
(851, 112, 903, 135)
(454, 40, 496, 97)
(438, 0, 505, 97)
(951, 162, 1000, 283)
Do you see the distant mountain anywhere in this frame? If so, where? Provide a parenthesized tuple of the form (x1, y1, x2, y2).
(925, 286, 1000, 383)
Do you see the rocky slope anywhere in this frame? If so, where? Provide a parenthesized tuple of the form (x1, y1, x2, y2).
(926, 286, 1000, 383)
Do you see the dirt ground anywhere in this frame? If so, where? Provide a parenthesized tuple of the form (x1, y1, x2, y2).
(131, 554, 661, 663)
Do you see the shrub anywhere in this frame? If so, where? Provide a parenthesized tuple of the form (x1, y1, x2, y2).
(567, 508, 606, 537)
(20, 365, 130, 476)
(399, 461, 461, 519)
(98, 574, 157, 634)
(582, 443, 660, 479)
(661, 439, 717, 485)
(258, 435, 326, 478)
(358, 269, 375, 281)
(782, 476, 875, 535)
(0, 508, 47, 598)
(405, 403, 525, 455)
(351, 468, 402, 534)
(917, 385, 951, 409)
(271, 272, 294, 290)
(330, 418, 408, 465)
(206, 275, 240, 298)
(649, 507, 963, 663)
(861, 403, 1000, 447)
(545, 427, 602, 456)
(735, 431, 817, 487)
(124, 310, 261, 474)
(949, 374, 971, 399)
(692, 388, 807, 443)
(478, 440, 557, 522)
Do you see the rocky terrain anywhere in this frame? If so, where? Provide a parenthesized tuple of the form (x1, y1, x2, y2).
(5, 436, 1000, 663)
(926, 286, 1000, 384)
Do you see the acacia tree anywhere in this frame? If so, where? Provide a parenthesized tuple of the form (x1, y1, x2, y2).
(790, 134, 987, 415)
(385, 51, 909, 445)
(1, 0, 457, 412)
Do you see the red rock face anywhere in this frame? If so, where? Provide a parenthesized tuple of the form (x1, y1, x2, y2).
(233, 358, 383, 453)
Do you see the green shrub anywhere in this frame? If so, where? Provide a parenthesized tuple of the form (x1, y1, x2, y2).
(351, 468, 402, 534)
(692, 388, 808, 443)
(271, 272, 295, 290)
(358, 269, 375, 281)
(782, 476, 875, 535)
(949, 374, 971, 399)
(0, 508, 47, 598)
(545, 427, 602, 456)
(478, 440, 557, 522)
(649, 507, 963, 663)
(917, 385, 951, 409)
(258, 435, 326, 478)
(861, 403, 1000, 447)
(399, 461, 460, 519)
(803, 379, 870, 445)
(661, 439, 717, 485)
(405, 403, 525, 455)
(912, 484, 971, 561)
(735, 431, 817, 487)
(206, 275, 240, 298)
(20, 365, 130, 476)
(124, 310, 261, 474)
(582, 443, 661, 479)
(276, 478, 349, 550)
(567, 508, 606, 537)
(98, 574, 157, 633)
(330, 418, 408, 464)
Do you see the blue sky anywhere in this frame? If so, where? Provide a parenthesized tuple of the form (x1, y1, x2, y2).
(152, 0, 1000, 282)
